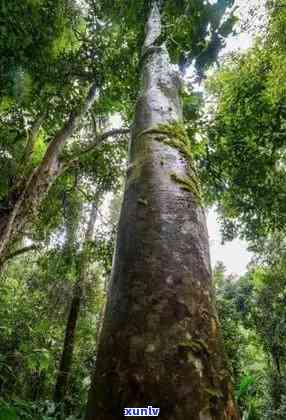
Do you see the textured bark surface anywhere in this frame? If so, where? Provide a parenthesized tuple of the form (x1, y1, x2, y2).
(54, 202, 98, 404)
(85, 4, 239, 420)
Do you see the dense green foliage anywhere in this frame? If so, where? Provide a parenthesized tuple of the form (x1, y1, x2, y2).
(203, 0, 286, 241)
(98, 0, 237, 76)
(214, 250, 286, 419)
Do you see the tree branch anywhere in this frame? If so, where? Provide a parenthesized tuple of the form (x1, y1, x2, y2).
(62, 127, 130, 170)
(39, 83, 98, 173)
(4, 244, 41, 263)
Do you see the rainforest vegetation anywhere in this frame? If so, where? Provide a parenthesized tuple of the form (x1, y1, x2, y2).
(0, 0, 286, 419)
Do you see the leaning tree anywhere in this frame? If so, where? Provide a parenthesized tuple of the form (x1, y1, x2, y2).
(0, 0, 130, 267)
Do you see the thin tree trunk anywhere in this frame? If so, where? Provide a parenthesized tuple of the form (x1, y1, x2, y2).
(85, 4, 239, 420)
(53, 281, 82, 405)
(54, 202, 98, 404)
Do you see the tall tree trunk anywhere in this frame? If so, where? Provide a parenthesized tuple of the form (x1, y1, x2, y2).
(54, 202, 98, 404)
(85, 4, 239, 420)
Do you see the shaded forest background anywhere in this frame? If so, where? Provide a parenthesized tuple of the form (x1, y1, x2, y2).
(0, 0, 286, 419)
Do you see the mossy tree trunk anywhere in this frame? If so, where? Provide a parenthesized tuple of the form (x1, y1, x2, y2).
(85, 3, 240, 420)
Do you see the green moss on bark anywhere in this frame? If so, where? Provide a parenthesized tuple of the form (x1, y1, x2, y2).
(137, 123, 203, 204)
(170, 172, 202, 202)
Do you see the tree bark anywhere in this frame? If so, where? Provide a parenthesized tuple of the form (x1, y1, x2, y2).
(54, 202, 98, 404)
(85, 4, 240, 420)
